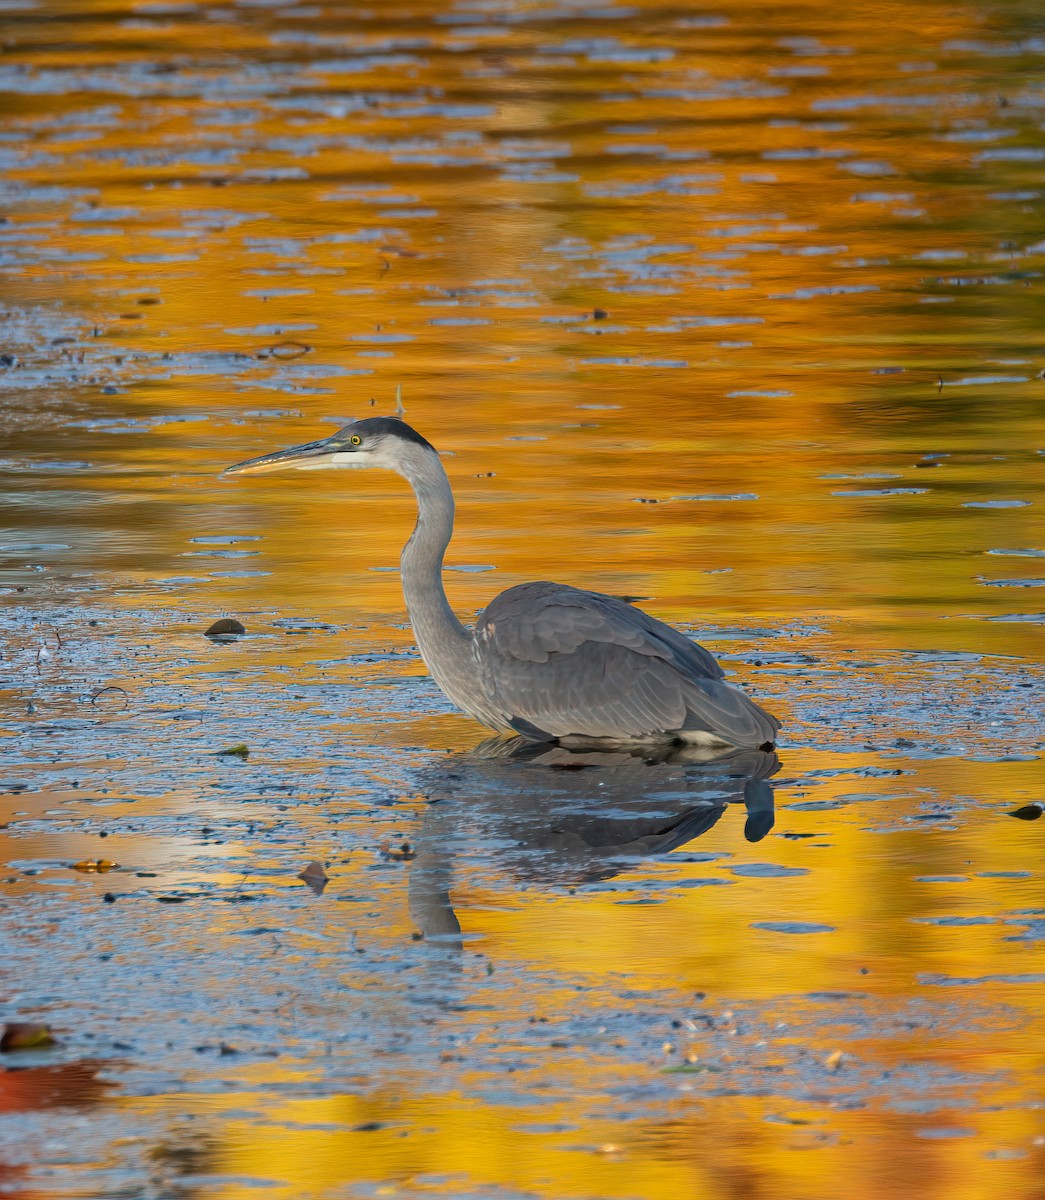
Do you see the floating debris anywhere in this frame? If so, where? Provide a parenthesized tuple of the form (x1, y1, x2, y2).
(1008, 803, 1043, 820)
(70, 859, 119, 873)
(379, 842, 416, 862)
(205, 617, 246, 637)
(1, 1023, 56, 1052)
(298, 860, 329, 894)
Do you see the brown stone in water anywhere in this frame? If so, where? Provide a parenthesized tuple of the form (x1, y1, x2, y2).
(205, 618, 246, 637)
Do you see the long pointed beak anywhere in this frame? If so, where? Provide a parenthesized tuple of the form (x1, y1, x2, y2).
(222, 436, 338, 477)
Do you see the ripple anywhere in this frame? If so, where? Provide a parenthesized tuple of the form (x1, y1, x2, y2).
(751, 921, 835, 933)
(963, 500, 1031, 508)
(979, 577, 1045, 588)
(728, 863, 810, 878)
(833, 488, 928, 497)
(919, 973, 1045, 986)
(672, 493, 759, 502)
(190, 536, 262, 544)
(942, 374, 1030, 386)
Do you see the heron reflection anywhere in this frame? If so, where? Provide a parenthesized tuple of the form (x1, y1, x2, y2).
(408, 739, 779, 938)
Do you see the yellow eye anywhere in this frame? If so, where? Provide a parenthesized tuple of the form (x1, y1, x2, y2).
(350, 435, 362, 446)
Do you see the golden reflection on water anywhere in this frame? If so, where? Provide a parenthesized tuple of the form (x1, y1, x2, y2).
(2, 0, 1044, 1196)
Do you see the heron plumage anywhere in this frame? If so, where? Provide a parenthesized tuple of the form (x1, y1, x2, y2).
(475, 582, 777, 747)
(224, 418, 781, 751)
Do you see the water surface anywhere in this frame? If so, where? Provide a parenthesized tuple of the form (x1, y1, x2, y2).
(1, 0, 1043, 1196)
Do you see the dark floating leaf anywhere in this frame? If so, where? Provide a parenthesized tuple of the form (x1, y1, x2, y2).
(205, 617, 246, 637)
(1, 1022, 56, 1052)
(1008, 803, 1043, 821)
(298, 860, 329, 894)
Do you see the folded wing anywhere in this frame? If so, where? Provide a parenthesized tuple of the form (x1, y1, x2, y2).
(474, 582, 779, 747)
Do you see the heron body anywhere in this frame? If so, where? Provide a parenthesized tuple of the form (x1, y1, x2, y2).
(224, 417, 780, 750)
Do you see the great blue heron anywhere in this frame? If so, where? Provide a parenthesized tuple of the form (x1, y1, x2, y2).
(223, 417, 780, 750)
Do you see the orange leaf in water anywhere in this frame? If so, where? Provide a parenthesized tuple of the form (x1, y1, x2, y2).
(825, 1050, 844, 1071)
(70, 859, 119, 873)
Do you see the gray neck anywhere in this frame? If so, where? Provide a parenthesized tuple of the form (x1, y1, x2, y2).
(397, 447, 483, 717)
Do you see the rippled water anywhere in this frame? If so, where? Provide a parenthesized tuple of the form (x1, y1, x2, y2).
(2, 0, 1043, 1196)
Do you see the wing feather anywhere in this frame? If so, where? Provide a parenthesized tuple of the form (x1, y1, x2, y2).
(475, 582, 779, 746)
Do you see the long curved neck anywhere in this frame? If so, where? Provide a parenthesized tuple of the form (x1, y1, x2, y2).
(396, 447, 474, 697)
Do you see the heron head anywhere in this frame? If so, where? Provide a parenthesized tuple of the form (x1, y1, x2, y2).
(222, 417, 436, 478)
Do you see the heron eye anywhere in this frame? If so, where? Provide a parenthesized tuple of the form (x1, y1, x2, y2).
(350, 435, 362, 446)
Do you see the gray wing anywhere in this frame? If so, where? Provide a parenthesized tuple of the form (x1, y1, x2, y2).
(474, 582, 779, 747)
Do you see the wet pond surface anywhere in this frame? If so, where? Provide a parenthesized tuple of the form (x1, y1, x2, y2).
(1, 0, 1044, 1196)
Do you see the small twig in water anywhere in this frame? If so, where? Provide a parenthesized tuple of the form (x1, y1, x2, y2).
(90, 685, 129, 709)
